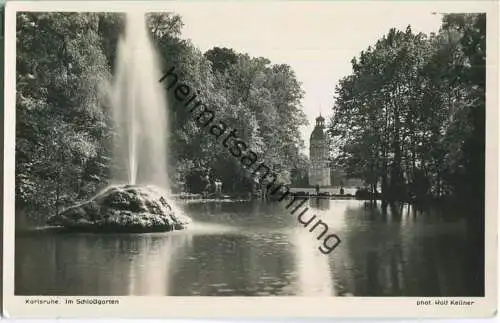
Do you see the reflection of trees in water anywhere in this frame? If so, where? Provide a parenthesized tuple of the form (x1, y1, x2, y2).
(83, 233, 193, 295)
(16, 201, 479, 297)
(16, 232, 193, 295)
(16, 234, 59, 295)
(328, 204, 474, 296)
(167, 227, 334, 296)
(185, 201, 295, 230)
(168, 233, 296, 296)
(345, 202, 408, 222)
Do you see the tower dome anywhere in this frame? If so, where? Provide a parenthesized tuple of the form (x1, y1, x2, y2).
(310, 114, 326, 141)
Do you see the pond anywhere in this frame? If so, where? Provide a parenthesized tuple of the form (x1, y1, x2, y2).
(15, 199, 481, 296)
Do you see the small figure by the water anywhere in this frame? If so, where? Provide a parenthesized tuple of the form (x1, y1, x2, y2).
(340, 187, 344, 195)
(315, 184, 320, 196)
(201, 173, 210, 198)
(214, 179, 222, 198)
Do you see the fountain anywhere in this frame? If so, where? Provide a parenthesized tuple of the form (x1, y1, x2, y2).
(47, 12, 190, 232)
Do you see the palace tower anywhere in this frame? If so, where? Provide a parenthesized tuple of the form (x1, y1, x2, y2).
(308, 115, 331, 187)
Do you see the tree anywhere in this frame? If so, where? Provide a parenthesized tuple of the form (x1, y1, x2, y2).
(16, 11, 310, 222)
(329, 14, 485, 209)
(16, 13, 111, 220)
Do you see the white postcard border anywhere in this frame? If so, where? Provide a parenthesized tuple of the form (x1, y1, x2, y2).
(3, 0, 498, 318)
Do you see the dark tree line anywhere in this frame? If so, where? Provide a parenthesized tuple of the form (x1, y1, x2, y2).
(329, 14, 485, 295)
(15, 12, 309, 222)
(329, 14, 485, 213)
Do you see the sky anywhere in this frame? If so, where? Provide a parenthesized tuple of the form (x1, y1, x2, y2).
(168, 2, 443, 154)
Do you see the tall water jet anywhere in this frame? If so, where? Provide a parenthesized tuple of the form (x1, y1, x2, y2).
(47, 12, 191, 232)
(110, 11, 170, 189)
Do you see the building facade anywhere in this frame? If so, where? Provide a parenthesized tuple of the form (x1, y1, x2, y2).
(308, 115, 331, 187)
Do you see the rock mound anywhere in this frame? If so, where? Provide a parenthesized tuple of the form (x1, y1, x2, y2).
(47, 184, 191, 232)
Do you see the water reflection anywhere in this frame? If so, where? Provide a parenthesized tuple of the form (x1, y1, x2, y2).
(291, 228, 333, 296)
(16, 232, 192, 295)
(309, 198, 330, 211)
(328, 204, 471, 296)
(16, 200, 479, 296)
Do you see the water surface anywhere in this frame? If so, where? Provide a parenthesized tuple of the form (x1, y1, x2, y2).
(16, 199, 479, 296)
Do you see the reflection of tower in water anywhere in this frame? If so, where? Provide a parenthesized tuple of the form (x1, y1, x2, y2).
(290, 228, 334, 296)
(309, 197, 331, 211)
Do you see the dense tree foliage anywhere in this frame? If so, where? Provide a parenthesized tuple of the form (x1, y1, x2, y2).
(329, 14, 485, 211)
(16, 11, 486, 219)
(15, 12, 309, 221)
(16, 13, 112, 221)
(200, 47, 308, 193)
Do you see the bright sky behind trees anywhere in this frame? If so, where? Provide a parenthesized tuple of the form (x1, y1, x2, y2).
(172, 2, 443, 151)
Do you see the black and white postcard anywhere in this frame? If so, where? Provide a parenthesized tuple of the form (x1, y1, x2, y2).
(2, 0, 498, 318)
